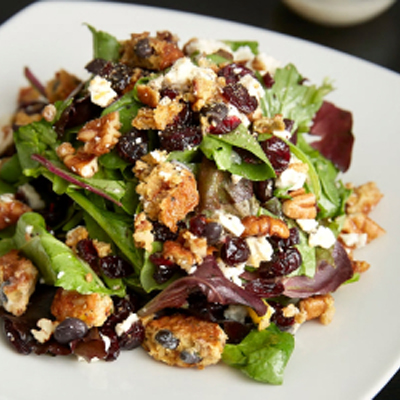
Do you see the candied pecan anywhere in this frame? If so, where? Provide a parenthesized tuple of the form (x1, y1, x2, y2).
(181, 230, 207, 264)
(0, 194, 32, 230)
(77, 111, 122, 157)
(346, 182, 383, 215)
(298, 294, 335, 325)
(342, 212, 385, 243)
(282, 192, 317, 220)
(119, 31, 184, 71)
(136, 84, 160, 108)
(351, 259, 370, 273)
(56, 143, 98, 178)
(65, 226, 89, 250)
(241, 215, 290, 239)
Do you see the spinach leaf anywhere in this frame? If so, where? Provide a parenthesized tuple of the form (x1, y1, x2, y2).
(200, 124, 275, 181)
(262, 64, 333, 134)
(223, 40, 259, 55)
(86, 24, 121, 62)
(222, 324, 294, 385)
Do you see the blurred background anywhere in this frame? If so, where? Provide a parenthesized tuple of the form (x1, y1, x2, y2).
(1, 0, 399, 398)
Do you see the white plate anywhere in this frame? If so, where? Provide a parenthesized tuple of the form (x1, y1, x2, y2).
(1, 2, 399, 400)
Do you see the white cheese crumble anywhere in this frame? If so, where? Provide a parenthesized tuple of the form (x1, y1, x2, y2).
(25, 225, 34, 236)
(88, 75, 117, 108)
(184, 38, 232, 56)
(216, 211, 245, 237)
(340, 232, 368, 249)
(115, 312, 139, 337)
(308, 226, 336, 249)
(273, 129, 292, 140)
(162, 57, 217, 92)
(275, 167, 307, 191)
(233, 46, 255, 62)
(251, 53, 281, 74)
(297, 219, 318, 233)
(239, 74, 265, 101)
(245, 236, 273, 268)
(224, 304, 248, 324)
(227, 103, 250, 127)
(217, 260, 246, 286)
(100, 333, 111, 352)
(0, 193, 14, 203)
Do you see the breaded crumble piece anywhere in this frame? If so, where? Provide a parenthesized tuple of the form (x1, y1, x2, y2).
(50, 288, 113, 328)
(119, 31, 184, 71)
(134, 156, 199, 232)
(142, 313, 227, 369)
(0, 193, 32, 230)
(0, 249, 38, 317)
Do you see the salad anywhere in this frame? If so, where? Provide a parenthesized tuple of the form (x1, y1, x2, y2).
(0, 26, 385, 384)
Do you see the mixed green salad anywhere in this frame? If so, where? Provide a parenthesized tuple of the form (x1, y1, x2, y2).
(0, 26, 384, 384)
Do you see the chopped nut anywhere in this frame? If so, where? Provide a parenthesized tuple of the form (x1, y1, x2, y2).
(133, 212, 154, 252)
(352, 259, 370, 273)
(182, 230, 207, 264)
(65, 226, 89, 249)
(342, 212, 385, 243)
(56, 144, 99, 178)
(77, 111, 121, 157)
(31, 318, 59, 344)
(42, 104, 57, 122)
(0, 193, 32, 230)
(241, 215, 290, 239)
(282, 192, 317, 220)
(92, 240, 112, 258)
(298, 294, 335, 325)
(253, 114, 286, 134)
(0, 249, 38, 317)
(136, 84, 160, 107)
(346, 182, 383, 215)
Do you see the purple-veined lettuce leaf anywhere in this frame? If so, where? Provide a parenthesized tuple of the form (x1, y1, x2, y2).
(283, 241, 353, 298)
(309, 101, 354, 172)
(138, 255, 268, 317)
(31, 154, 123, 207)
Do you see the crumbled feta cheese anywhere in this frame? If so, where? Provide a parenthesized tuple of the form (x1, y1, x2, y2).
(88, 75, 117, 107)
(245, 236, 274, 268)
(216, 211, 245, 237)
(308, 226, 336, 249)
(162, 57, 217, 92)
(275, 167, 307, 191)
(227, 104, 250, 127)
(218, 260, 246, 286)
(233, 46, 255, 62)
(272, 129, 292, 140)
(149, 150, 168, 164)
(185, 38, 231, 56)
(224, 304, 248, 324)
(100, 333, 111, 352)
(0, 193, 14, 203)
(252, 53, 281, 74)
(115, 312, 139, 337)
(340, 232, 368, 249)
(297, 219, 318, 233)
(239, 74, 265, 101)
(18, 183, 45, 210)
(25, 225, 34, 236)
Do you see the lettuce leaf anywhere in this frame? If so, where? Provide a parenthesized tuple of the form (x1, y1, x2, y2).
(86, 24, 121, 62)
(6, 212, 124, 296)
(222, 324, 294, 385)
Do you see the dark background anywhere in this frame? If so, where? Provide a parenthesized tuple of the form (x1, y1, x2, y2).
(1, 0, 400, 398)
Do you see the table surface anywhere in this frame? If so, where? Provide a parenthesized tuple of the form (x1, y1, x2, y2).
(1, 0, 400, 398)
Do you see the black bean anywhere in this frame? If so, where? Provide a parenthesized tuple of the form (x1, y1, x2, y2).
(54, 318, 88, 344)
(134, 38, 154, 58)
(180, 350, 202, 364)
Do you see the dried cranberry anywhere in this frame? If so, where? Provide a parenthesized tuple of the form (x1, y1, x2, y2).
(189, 214, 207, 236)
(118, 320, 145, 350)
(218, 63, 255, 85)
(76, 239, 99, 272)
(260, 247, 302, 278)
(222, 83, 258, 115)
(253, 179, 275, 203)
(223, 320, 252, 344)
(261, 136, 291, 174)
(244, 278, 285, 298)
(86, 59, 133, 92)
(152, 221, 179, 242)
(209, 115, 241, 134)
(116, 128, 149, 164)
(3, 319, 33, 355)
(270, 227, 300, 250)
(160, 88, 179, 100)
(159, 125, 202, 152)
(262, 72, 275, 89)
(187, 291, 225, 322)
(99, 255, 134, 279)
(270, 302, 295, 329)
(221, 236, 250, 266)
(150, 252, 179, 284)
